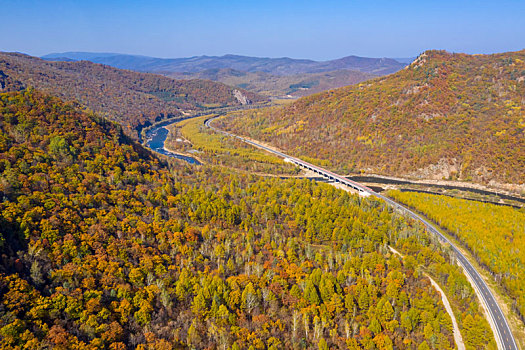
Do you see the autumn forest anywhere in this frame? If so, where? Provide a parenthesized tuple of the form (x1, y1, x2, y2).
(0, 85, 496, 349)
(0, 41, 523, 350)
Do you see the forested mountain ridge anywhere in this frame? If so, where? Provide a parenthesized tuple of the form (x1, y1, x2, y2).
(42, 52, 407, 76)
(219, 49, 525, 186)
(0, 89, 494, 348)
(0, 52, 264, 138)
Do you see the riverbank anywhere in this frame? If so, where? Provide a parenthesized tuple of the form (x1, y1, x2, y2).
(145, 126, 201, 164)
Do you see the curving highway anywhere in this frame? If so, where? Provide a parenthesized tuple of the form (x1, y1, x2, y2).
(204, 116, 518, 350)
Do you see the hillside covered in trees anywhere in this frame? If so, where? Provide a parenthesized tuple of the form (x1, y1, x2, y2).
(0, 52, 265, 138)
(0, 89, 494, 349)
(219, 50, 525, 186)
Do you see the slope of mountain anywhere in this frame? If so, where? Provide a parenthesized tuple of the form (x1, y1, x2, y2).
(219, 50, 525, 186)
(0, 52, 264, 138)
(42, 52, 407, 76)
(0, 89, 495, 348)
(168, 68, 376, 97)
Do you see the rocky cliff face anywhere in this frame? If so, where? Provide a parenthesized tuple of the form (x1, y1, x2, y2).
(233, 89, 250, 105)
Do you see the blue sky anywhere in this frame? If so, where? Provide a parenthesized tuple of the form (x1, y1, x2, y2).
(2, 0, 524, 60)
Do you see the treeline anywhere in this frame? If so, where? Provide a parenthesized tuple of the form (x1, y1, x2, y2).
(388, 190, 525, 324)
(0, 90, 493, 349)
(0, 52, 265, 139)
(218, 49, 525, 184)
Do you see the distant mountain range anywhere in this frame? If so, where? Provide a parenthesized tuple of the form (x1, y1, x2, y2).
(42, 52, 409, 97)
(42, 52, 409, 76)
(392, 57, 417, 64)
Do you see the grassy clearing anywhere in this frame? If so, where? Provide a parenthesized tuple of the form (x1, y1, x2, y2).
(166, 115, 300, 175)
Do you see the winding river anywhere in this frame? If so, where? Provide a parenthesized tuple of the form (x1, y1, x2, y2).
(146, 126, 201, 165)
